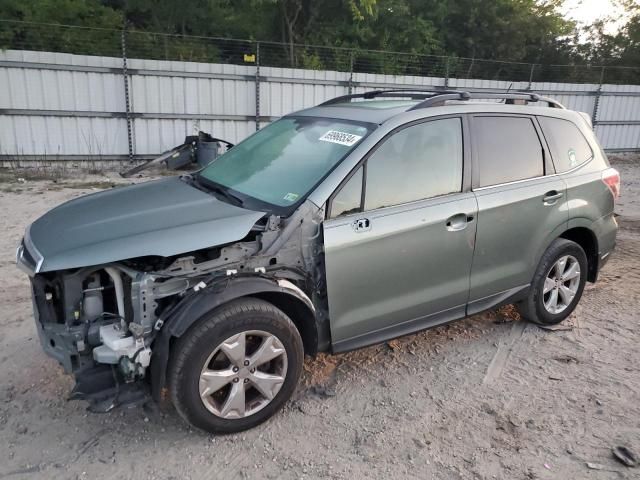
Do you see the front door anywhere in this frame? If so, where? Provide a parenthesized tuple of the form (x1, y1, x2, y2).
(323, 117, 478, 352)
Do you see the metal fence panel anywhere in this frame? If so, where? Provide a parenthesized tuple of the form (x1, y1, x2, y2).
(132, 119, 255, 156)
(1, 48, 639, 161)
(595, 124, 640, 152)
(0, 115, 129, 157)
(598, 85, 640, 122)
(260, 66, 349, 117)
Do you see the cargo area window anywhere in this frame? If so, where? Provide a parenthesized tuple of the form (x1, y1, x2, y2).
(474, 116, 544, 187)
(538, 116, 593, 172)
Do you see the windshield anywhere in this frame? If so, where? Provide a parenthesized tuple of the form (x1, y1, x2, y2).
(198, 117, 372, 209)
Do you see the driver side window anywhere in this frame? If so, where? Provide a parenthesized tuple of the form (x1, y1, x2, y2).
(365, 118, 463, 210)
(328, 117, 463, 218)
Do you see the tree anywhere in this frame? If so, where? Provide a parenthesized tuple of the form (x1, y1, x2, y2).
(0, 0, 123, 54)
(0, 0, 637, 83)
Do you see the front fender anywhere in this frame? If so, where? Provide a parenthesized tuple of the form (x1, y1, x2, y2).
(167, 276, 315, 337)
(149, 275, 317, 402)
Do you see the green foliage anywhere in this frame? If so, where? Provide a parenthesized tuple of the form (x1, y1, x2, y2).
(0, 0, 638, 83)
(0, 0, 123, 55)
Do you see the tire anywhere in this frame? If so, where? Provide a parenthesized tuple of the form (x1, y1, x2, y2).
(517, 238, 588, 325)
(168, 297, 304, 434)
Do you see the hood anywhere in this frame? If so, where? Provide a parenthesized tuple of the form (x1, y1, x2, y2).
(27, 177, 266, 272)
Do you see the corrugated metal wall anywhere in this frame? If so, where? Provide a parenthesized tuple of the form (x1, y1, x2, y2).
(1, 49, 639, 160)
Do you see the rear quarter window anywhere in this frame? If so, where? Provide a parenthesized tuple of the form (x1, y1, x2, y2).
(538, 116, 593, 173)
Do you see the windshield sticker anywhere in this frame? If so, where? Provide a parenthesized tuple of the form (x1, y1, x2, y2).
(568, 148, 577, 167)
(319, 130, 363, 147)
(283, 192, 300, 203)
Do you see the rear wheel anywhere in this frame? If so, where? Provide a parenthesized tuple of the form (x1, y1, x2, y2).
(517, 239, 588, 325)
(168, 298, 304, 433)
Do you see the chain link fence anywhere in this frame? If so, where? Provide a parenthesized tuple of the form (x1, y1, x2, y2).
(2, 20, 639, 85)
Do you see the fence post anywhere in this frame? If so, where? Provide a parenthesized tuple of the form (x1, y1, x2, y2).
(527, 64, 536, 90)
(348, 50, 355, 95)
(444, 56, 450, 88)
(255, 41, 261, 131)
(121, 23, 134, 163)
(592, 66, 605, 126)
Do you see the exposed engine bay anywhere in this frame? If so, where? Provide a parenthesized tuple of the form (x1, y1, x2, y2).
(23, 201, 328, 411)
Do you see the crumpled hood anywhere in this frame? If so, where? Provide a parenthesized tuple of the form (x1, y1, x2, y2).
(27, 176, 266, 272)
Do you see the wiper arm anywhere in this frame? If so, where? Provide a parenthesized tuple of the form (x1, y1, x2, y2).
(194, 176, 244, 207)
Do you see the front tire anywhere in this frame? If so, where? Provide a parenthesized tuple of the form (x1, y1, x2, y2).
(168, 298, 304, 434)
(517, 238, 588, 325)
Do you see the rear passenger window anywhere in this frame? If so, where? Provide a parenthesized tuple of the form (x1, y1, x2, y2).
(538, 116, 593, 172)
(474, 117, 544, 187)
(364, 118, 463, 210)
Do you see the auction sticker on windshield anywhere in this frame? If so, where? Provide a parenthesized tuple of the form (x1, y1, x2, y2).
(319, 130, 363, 147)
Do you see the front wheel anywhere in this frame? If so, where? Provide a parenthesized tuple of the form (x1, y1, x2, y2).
(517, 238, 588, 325)
(168, 298, 304, 433)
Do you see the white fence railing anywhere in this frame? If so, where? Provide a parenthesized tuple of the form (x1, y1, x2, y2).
(1, 49, 639, 162)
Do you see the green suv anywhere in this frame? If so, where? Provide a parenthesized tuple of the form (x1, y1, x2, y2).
(16, 89, 619, 433)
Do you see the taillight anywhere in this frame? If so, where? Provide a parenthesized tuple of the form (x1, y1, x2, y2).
(602, 168, 620, 200)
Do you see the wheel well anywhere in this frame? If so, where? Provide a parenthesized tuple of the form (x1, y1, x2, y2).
(559, 227, 599, 282)
(251, 292, 318, 356)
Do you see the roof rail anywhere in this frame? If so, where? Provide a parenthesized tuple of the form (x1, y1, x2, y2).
(318, 88, 468, 106)
(318, 88, 565, 109)
(407, 91, 565, 109)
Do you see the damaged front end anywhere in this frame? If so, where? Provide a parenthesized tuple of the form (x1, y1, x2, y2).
(17, 201, 328, 412)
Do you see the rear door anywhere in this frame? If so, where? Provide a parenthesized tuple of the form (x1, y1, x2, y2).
(468, 115, 568, 314)
(323, 116, 478, 351)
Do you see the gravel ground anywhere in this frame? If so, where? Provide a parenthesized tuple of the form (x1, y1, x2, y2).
(0, 156, 638, 480)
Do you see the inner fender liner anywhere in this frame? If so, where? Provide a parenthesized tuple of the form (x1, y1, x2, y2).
(149, 275, 317, 402)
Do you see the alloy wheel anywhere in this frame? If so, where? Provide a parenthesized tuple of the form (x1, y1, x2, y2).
(543, 255, 581, 314)
(199, 330, 288, 419)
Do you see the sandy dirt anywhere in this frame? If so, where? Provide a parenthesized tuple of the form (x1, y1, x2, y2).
(0, 157, 638, 480)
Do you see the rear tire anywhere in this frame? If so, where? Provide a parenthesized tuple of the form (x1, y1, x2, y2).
(517, 239, 588, 325)
(168, 298, 304, 434)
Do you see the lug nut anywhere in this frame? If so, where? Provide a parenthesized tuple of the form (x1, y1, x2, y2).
(232, 366, 239, 373)
(233, 378, 239, 383)
(243, 360, 250, 366)
(250, 368, 255, 373)
(243, 378, 249, 384)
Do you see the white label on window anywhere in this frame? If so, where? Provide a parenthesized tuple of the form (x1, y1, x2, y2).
(568, 148, 577, 167)
(319, 130, 363, 147)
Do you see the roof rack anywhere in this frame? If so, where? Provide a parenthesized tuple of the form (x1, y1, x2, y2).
(319, 89, 467, 106)
(319, 88, 565, 109)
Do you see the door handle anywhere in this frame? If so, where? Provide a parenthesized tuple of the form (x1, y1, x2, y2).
(543, 190, 564, 205)
(352, 218, 371, 232)
(445, 213, 472, 232)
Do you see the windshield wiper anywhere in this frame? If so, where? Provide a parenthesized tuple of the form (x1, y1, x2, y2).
(194, 176, 244, 207)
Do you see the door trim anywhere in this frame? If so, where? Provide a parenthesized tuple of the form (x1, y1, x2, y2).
(324, 190, 477, 229)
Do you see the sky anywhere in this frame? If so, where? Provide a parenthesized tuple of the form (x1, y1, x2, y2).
(560, 0, 629, 33)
